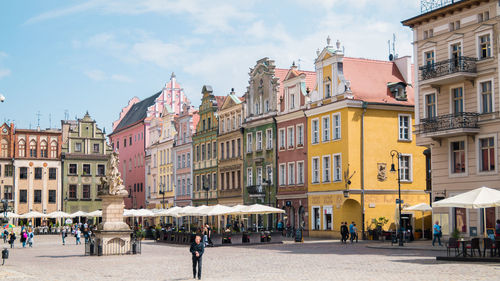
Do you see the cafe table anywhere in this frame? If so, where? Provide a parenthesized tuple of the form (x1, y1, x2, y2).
(457, 238, 471, 258)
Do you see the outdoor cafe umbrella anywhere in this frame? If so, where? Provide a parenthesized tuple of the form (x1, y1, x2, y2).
(5, 212, 20, 219)
(47, 211, 70, 219)
(20, 211, 48, 219)
(240, 204, 286, 215)
(86, 210, 102, 217)
(433, 187, 500, 237)
(134, 209, 155, 217)
(403, 203, 432, 239)
(69, 211, 89, 218)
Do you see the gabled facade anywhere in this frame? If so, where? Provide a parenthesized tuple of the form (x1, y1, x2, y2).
(276, 63, 316, 234)
(403, 0, 500, 237)
(192, 86, 224, 206)
(242, 57, 287, 227)
(174, 103, 199, 207)
(61, 112, 112, 213)
(0, 123, 15, 211)
(217, 90, 244, 206)
(305, 38, 427, 239)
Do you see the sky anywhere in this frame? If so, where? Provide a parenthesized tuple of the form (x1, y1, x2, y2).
(0, 0, 420, 132)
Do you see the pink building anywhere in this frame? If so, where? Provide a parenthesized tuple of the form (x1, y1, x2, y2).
(110, 73, 190, 209)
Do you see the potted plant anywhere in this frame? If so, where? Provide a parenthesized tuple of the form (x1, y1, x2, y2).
(451, 228, 461, 239)
(371, 217, 389, 240)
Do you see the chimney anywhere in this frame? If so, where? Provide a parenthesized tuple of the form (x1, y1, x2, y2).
(394, 56, 412, 85)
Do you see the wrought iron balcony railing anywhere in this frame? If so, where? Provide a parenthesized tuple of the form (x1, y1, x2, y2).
(419, 57, 477, 81)
(418, 112, 479, 134)
(247, 185, 265, 196)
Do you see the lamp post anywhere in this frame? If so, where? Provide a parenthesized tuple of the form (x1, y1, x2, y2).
(390, 150, 404, 246)
(262, 168, 273, 230)
(1, 199, 8, 224)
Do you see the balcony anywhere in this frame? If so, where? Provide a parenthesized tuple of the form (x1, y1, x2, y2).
(417, 112, 480, 139)
(419, 57, 477, 86)
(247, 185, 265, 198)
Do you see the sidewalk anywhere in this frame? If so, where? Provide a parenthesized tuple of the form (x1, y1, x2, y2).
(366, 240, 447, 251)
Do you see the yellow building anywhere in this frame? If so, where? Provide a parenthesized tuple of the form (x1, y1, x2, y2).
(306, 38, 428, 239)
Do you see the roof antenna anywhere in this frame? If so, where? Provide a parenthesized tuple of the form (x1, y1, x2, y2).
(36, 111, 41, 129)
(297, 58, 302, 70)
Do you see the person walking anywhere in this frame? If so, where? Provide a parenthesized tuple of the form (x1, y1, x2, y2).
(3, 229, 8, 243)
(352, 223, 358, 243)
(27, 228, 34, 248)
(62, 227, 67, 245)
(75, 228, 81, 245)
(8, 231, 16, 248)
(349, 222, 356, 243)
(340, 222, 348, 243)
(432, 221, 442, 246)
(20, 229, 27, 248)
(495, 219, 500, 238)
(190, 235, 205, 280)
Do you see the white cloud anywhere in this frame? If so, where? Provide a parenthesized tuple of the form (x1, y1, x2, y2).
(0, 69, 11, 78)
(84, 69, 133, 82)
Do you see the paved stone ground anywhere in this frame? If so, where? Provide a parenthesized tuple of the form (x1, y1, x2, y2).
(0, 235, 499, 281)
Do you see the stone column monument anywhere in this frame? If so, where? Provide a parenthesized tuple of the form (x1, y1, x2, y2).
(94, 152, 133, 255)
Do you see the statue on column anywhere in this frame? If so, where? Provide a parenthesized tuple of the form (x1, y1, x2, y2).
(99, 152, 128, 196)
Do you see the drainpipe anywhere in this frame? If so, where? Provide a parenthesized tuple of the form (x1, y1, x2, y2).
(361, 102, 367, 240)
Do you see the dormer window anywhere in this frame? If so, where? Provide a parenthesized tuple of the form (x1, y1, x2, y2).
(289, 92, 295, 110)
(388, 82, 408, 101)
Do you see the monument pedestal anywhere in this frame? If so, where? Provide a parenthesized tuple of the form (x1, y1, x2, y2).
(94, 194, 132, 255)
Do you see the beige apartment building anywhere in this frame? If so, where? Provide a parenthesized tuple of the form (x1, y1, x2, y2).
(217, 90, 244, 206)
(403, 0, 500, 237)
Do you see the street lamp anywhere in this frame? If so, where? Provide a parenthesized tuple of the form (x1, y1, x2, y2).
(390, 150, 404, 246)
(202, 175, 209, 206)
(262, 168, 273, 230)
(1, 199, 8, 224)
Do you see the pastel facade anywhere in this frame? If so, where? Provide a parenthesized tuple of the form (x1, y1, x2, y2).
(61, 113, 112, 213)
(217, 90, 244, 206)
(403, 0, 500, 236)
(0, 123, 15, 211)
(305, 39, 427, 239)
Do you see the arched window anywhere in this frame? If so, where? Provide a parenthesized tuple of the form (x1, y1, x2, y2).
(29, 140, 37, 157)
(18, 139, 25, 157)
(40, 140, 48, 158)
(50, 141, 58, 158)
(1, 138, 8, 157)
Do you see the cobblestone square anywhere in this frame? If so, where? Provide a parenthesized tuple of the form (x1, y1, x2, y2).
(0, 236, 499, 281)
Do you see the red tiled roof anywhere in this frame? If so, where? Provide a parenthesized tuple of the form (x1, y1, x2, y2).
(343, 57, 414, 106)
(274, 68, 288, 99)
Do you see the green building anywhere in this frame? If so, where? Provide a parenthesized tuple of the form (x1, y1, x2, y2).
(61, 112, 112, 214)
(242, 58, 286, 228)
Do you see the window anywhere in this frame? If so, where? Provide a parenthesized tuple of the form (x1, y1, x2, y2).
(201, 144, 206, 160)
(322, 156, 331, 182)
(30, 141, 37, 157)
(480, 81, 492, 113)
(196, 175, 200, 191)
(40, 141, 47, 157)
(452, 87, 464, 114)
(34, 167, 42, 180)
(333, 154, 341, 182)
(479, 34, 491, 59)
(213, 172, 217, 190)
(398, 115, 411, 141)
(287, 127, 294, 148)
(312, 157, 319, 183)
(450, 43, 462, 69)
(97, 164, 105, 176)
(398, 155, 411, 181)
(265, 100, 269, 112)
(256, 131, 262, 151)
(3, 185, 12, 200)
(50, 141, 58, 158)
(226, 142, 229, 159)
(312, 119, 319, 144)
(49, 167, 57, 180)
(231, 171, 235, 189)
(424, 50, 435, 69)
(256, 167, 262, 186)
(83, 164, 91, 175)
(289, 90, 296, 110)
(246, 133, 253, 153)
(232, 116, 236, 130)
(322, 116, 330, 142)
(69, 164, 77, 175)
(207, 143, 211, 159)
(187, 153, 191, 167)
(19, 167, 28, 179)
(182, 154, 186, 168)
(288, 163, 295, 185)
(82, 185, 91, 199)
(478, 11, 489, 22)
(116, 140, 119, 149)
(69, 184, 77, 199)
(425, 94, 436, 119)
(220, 173, 225, 190)
(177, 155, 181, 168)
(20, 190, 27, 203)
(93, 143, 100, 153)
(231, 140, 235, 158)
(279, 164, 286, 186)
(237, 139, 241, 156)
(279, 129, 285, 149)
(4, 164, 13, 177)
(213, 141, 217, 159)
(449, 20, 459, 31)
(18, 140, 25, 157)
(48, 190, 56, 203)
(297, 161, 304, 185)
(451, 140, 466, 174)
(237, 170, 241, 188)
(312, 207, 320, 230)
(454, 207, 467, 233)
(221, 119, 225, 133)
(34, 190, 42, 203)
(129, 136, 132, 146)
(247, 168, 253, 186)
(332, 113, 341, 140)
(187, 178, 191, 195)
(196, 145, 200, 161)
(266, 129, 273, 150)
(75, 142, 82, 152)
(297, 124, 304, 146)
(479, 137, 495, 172)
(325, 83, 331, 98)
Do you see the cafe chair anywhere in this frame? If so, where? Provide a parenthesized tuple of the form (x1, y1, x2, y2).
(483, 239, 497, 257)
(466, 238, 481, 257)
(446, 238, 459, 256)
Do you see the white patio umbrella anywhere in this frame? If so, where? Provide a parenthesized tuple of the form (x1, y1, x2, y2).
(205, 204, 236, 216)
(20, 211, 48, 219)
(433, 187, 500, 237)
(6, 212, 20, 218)
(240, 204, 286, 215)
(47, 211, 70, 219)
(161, 206, 182, 217)
(178, 205, 205, 216)
(86, 210, 102, 217)
(123, 209, 135, 217)
(69, 211, 89, 218)
(403, 203, 432, 239)
(134, 209, 155, 217)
